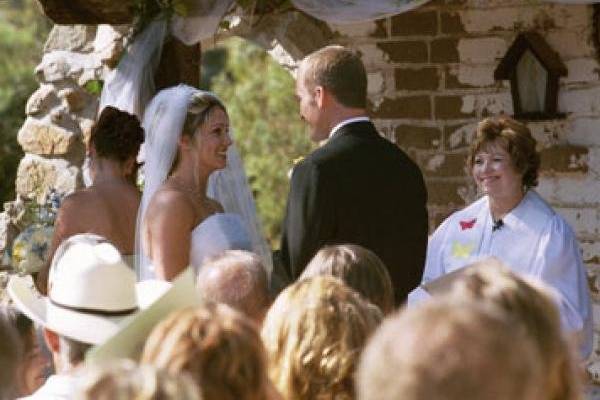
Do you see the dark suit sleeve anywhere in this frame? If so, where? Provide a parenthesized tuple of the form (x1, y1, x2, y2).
(280, 159, 335, 280)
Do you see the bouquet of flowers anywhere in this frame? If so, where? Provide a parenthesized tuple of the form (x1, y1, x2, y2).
(2, 190, 60, 276)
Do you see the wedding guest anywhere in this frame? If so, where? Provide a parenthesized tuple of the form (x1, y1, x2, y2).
(300, 244, 395, 314)
(35, 106, 143, 294)
(76, 360, 202, 400)
(10, 234, 150, 400)
(2, 307, 50, 397)
(281, 45, 428, 304)
(357, 300, 544, 400)
(141, 303, 276, 400)
(415, 116, 592, 356)
(196, 250, 270, 324)
(0, 308, 21, 400)
(449, 259, 580, 400)
(262, 276, 382, 399)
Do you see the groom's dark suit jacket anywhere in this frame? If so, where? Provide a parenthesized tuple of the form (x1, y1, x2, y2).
(280, 121, 428, 304)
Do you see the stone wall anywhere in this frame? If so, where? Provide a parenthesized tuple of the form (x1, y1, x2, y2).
(322, 0, 600, 361)
(0, 25, 126, 259)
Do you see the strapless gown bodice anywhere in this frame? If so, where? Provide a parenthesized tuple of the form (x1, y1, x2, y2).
(189, 213, 253, 269)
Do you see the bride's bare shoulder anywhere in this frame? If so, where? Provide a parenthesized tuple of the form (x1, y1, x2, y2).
(147, 186, 196, 222)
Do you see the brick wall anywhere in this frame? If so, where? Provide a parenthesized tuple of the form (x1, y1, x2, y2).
(330, 0, 600, 359)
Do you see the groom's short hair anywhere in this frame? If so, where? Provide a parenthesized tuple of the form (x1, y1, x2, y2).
(300, 45, 367, 109)
(196, 250, 270, 323)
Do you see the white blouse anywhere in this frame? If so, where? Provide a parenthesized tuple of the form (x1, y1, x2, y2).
(417, 190, 592, 357)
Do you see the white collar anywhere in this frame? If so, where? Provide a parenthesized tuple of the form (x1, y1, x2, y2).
(329, 116, 370, 139)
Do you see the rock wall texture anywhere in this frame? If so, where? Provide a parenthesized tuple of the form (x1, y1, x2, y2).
(0, 25, 126, 259)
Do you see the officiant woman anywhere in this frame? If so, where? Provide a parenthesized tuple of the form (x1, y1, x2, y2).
(418, 116, 592, 357)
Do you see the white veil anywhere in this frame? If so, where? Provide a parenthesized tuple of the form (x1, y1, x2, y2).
(135, 85, 194, 281)
(135, 85, 272, 281)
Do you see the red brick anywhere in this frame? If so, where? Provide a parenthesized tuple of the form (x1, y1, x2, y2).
(440, 12, 465, 34)
(377, 41, 428, 63)
(445, 67, 474, 89)
(426, 180, 469, 206)
(430, 38, 459, 63)
(372, 96, 431, 119)
(395, 67, 440, 91)
(540, 145, 589, 174)
(444, 123, 475, 150)
(435, 96, 475, 120)
(372, 19, 388, 38)
(420, 152, 468, 178)
(395, 125, 442, 150)
(391, 10, 438, 36)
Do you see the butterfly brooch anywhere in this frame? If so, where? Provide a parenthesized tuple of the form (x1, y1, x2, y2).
(459, 218, 477, 230)
(451, 241, 474, 259)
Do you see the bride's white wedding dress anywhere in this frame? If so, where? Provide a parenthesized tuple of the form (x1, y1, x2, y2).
(134, 85, 271, 281)
(189, 213, 252, 270)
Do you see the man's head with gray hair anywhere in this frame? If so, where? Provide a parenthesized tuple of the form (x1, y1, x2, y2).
(197, 250, 270, 324)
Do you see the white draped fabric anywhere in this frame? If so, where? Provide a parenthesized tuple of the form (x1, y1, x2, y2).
(165, 0, 599, 44)
(171, 0, 234, 45)
(289, 0, 432, 24)
(99, 20, 167, 119)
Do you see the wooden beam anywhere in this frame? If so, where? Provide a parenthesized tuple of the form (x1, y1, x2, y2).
(37, 0, 135, 24)
(155, 35, 202, 90)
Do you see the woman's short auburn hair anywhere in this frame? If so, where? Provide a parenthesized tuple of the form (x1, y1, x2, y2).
(141, 303, 268, 400)
(301, 244, 395, 314)
(466, 116, 540, 189)
(261, 276, 382, 400)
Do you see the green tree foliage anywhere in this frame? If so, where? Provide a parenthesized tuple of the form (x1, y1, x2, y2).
(0, 1, 52, 205)
(206, 38, 314, 247)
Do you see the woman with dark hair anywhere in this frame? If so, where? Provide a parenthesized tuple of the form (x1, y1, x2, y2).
(35, 106, 144, 294)
(413, 116, 592, 357)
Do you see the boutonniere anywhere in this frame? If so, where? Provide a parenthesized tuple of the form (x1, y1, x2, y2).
(451, 241, 474, 259)
(288, 156, 306, 179)
(459, 218, 477, 231)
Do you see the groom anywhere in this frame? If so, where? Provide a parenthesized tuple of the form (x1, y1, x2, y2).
(280, 45, 428, 304)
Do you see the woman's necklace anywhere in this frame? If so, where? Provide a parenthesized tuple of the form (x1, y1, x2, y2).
(168, 176, 210, 208)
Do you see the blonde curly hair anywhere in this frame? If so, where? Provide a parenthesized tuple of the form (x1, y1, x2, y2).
(261, 276, 382, 400)
(140, 303, 269, 400)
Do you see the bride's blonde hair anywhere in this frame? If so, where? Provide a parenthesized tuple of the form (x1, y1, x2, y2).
(170, 91, 227, 174)
(182, 92, 227, 138)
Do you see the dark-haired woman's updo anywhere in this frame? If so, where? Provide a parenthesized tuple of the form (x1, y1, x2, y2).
(90, 107, 144, 163)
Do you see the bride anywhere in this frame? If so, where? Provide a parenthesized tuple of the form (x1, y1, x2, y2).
(136, 85, 256, 281)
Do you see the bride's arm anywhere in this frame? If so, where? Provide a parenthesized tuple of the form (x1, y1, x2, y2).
(146, 190, 195, 281)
